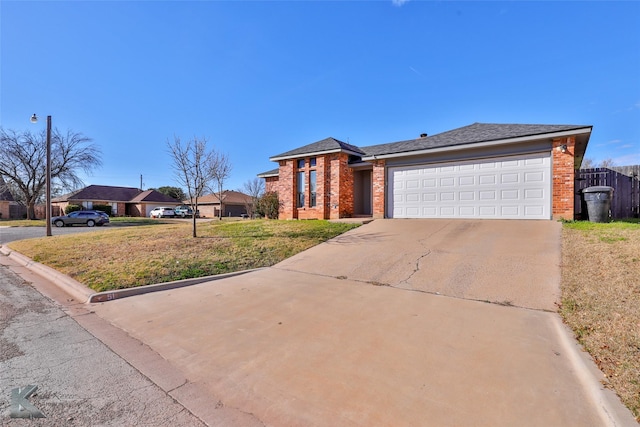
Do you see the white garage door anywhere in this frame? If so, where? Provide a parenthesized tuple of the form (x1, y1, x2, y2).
(388, 152, 551, 219)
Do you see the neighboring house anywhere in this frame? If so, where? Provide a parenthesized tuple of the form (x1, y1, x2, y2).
(0, 176, 14, 219)
(188, 190, 252, 218)
(258, 122, 592, 220)
(52, 185, 182, 217)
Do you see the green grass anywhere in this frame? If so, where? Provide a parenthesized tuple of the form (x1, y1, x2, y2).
(7, 219, 360, 292)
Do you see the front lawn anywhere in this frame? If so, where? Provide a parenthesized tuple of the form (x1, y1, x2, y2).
(7, 220, 359, 292)
(560, 220, 640, 421)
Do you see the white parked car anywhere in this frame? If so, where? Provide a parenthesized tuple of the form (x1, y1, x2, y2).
(149, 207, 175, 218)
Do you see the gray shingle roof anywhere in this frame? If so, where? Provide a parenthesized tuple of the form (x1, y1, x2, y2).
(257, 168, 279, 178)
(0, 176, 15, 202)
(270, 137, 365, 160)
(129, 190, 181, 204)
(53, 185, 143, 202)
(361, 123, 592, 157)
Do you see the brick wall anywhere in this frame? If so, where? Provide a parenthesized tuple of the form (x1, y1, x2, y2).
(264, 176, 279, 194)
(552, 136, 576, 220)
(372, 159, 386, 218)
(0, 201, 9, 220)
(269, 153, 358, 220)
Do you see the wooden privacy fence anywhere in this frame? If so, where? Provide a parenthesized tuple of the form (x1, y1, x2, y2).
(575, 167, 640, 219)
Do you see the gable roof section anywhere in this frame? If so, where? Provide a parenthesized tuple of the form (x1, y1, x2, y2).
(0, 176, 15, 202)
(130, 190, 181, 204)
(270, 137, 365, 161)
(54, 185, 142, 203)
(360, 123, 592, 159)
(195, 190, 252, 205)
(257, 168, 279, 178)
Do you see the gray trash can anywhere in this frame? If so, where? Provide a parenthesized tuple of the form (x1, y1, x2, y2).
(582, 186, 614, 223)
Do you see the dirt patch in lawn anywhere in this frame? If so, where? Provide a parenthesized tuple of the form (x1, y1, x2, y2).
(6, 220, 359, 292)
(560, 220, 640, 421)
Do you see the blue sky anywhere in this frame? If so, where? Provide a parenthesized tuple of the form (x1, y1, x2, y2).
(1, 1, 639, 193)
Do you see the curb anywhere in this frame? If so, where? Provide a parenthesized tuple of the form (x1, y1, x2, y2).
(551, 315, 638, 427)
(1, 245, 93, 304)
(87, 269, 264, 303)
(0, 245, 262, 304)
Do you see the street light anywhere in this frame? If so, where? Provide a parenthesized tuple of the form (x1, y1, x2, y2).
(30, 113, 52, 237)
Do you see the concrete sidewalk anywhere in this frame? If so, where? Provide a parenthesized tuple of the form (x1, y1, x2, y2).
(86, 220, 636, 427)
(2, 219, 636, 426)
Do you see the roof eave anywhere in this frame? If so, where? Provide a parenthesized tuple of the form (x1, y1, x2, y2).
(270, 148, 363, 162)
(362, 127, 593, 161)
(257, 172, 279, 178)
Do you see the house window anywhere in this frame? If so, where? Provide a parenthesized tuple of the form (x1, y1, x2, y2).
(310, 157, 316, 167)
(309, 170, 317, 207)
(297, 159, 305, 169)
(297, 171, 305, 208)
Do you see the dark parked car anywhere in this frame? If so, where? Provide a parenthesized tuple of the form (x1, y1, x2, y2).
(51, 210, 110, 227)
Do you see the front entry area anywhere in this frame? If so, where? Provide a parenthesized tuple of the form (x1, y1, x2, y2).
(353, 169, 373, 216)
(388, 152, 551, 219)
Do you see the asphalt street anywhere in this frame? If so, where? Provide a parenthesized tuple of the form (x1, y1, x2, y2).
(0, 225, 105, 245)
(0, 260, 205, 426)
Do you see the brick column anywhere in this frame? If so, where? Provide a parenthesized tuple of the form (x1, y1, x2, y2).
(327, 153, 354, 219)
(552, 136, 576, 220)
(278, 160, 296, 219)
(317, 156, 329, 219)
(372, 159, 386, 219)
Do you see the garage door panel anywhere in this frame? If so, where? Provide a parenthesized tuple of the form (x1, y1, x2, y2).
(479, 175, 496, 185)
(501, 173, 519, 184)
(388, 152, 550, 219)
(479, 190, 497, 200)
(459, 176, 475, 185)
(501, 159, 520, 168)
(459, 191, 475, 201)
(501, 189, 520, 200)
(525, 171, 544, 182)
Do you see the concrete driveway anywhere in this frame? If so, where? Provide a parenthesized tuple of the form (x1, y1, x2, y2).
(277, 219, 561, 311)
(85, 220, 634, 426)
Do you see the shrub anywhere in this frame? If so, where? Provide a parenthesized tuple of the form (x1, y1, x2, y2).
(256, 192, 280, 219)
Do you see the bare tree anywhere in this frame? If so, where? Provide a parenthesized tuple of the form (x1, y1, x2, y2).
(599, 158, 616, 168)
(210, 152, 232, 220)
(167, 136, 219, 237)
(0, 127, 101, 219)
(241, 178, 264, 218)
(580, 158, 595, 169)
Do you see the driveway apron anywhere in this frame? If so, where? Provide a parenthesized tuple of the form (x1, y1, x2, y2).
(90, 219, 634, 427)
